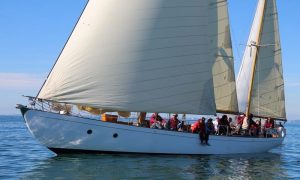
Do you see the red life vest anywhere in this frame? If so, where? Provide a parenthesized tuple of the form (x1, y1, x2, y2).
(265, 121, 272, 128)
(191, 121, 200, 133)
(170, 117, 178, 129)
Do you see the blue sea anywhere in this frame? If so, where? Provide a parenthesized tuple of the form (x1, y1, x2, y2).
(0, 116, 299, 179)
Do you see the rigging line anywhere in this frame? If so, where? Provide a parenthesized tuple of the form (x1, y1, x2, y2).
(235, 1, 259, 85)
(230, 25, 241, 64)
(244, 0, 259, 61)
(257, 41, 261, 115)
(227, 0, 240, 64)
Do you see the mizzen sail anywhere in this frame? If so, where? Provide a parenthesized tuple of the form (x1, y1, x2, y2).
(38, 0, 235, 115)
(237, 0, 286, 119)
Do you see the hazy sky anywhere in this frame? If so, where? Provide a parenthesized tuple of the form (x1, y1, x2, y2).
(0, 0, 299, 120)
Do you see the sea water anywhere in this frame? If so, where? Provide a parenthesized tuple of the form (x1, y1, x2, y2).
(0, 116, 299, 179)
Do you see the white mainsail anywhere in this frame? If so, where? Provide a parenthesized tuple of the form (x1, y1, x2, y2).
(237, 0, 286, 119)
(38, 0, 237, 115)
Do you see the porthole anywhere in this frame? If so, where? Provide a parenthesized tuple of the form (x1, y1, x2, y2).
(113, 133, 118, 138)
(87, 129, 92, 135)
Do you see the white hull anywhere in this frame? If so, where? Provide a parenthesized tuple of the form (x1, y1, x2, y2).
(22, 109, 284, 155)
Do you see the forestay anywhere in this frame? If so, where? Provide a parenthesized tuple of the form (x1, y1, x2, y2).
(237, 0, 286, 119)
(38, 0, 236, 115)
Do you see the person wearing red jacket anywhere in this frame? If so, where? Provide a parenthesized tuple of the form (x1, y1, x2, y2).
(170, 114, 179, 131)
(191, 119, 201, 133)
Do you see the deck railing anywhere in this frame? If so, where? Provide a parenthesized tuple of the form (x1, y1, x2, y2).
(20, 96, 286, 138)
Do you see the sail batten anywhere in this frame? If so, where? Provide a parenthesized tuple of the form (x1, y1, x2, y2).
(38, 0, 238, 115)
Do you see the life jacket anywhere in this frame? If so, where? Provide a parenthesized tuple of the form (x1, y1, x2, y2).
(265, 121, 272, 128)
(237, 115, 244, 125)
(191, 121, 200, 133)
(149, 114, 156, 126)
(170, 117, 178, 129)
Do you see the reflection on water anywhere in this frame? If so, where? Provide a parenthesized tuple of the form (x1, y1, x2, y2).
(1, 116, 300, 179)
(21, 153, 287, 179)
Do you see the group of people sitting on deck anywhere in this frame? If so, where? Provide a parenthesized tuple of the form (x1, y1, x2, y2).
(235, 113, 284, 137)
(149, 113, 184, 131)
(149, 112, 284, 138)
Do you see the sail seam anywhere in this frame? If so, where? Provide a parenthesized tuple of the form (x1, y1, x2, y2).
(101, 53, 210, 67)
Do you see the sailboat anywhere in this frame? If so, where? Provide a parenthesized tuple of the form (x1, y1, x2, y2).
(17, 0, 286, 155)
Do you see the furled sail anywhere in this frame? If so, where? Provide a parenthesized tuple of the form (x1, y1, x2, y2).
(210, 0, 239, 114)
(237, 0, 286, 120)
(38, 0, 234, 115)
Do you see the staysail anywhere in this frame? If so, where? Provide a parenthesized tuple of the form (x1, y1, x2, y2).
(237, 0, 286, 120)
(38, 0, 237, 115)
(210, 0, 239, 114)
